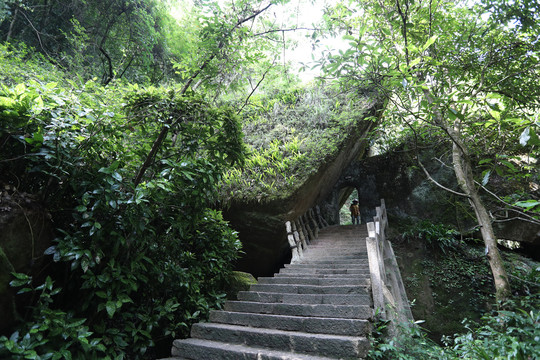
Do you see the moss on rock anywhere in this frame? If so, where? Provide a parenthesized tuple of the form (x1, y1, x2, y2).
(225, 271, 257, 300)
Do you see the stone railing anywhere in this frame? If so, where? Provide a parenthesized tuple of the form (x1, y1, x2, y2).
(366, 199, 413, 331)
(285, 206, 328, 263)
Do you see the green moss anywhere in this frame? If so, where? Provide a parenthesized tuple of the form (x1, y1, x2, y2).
(225, 271, 257, 300)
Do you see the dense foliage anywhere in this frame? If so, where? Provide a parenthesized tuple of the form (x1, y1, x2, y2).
(315, 0, 540, 300)
(220, 85, 378, 203)
(0, 43, 243, 359)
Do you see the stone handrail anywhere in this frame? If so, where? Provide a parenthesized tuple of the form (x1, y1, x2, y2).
(285, 206, 328, 263)
(366, 199, 413, 331)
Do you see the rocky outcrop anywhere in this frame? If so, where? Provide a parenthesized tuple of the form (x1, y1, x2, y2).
(320, 149, 540, 250)
(225, 96, 386, 277)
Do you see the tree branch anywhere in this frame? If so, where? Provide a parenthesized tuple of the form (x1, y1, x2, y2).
(133, 3, 273, 187)
(253, 27, 320, 37)
(99, 46, 114, 85)
(237, 59, 276, 114)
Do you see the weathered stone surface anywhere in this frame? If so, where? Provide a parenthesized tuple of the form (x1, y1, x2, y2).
(209, 311, 371, 336)
(236, 291, 371, 305)
(171, 338, 341, 360)
(249, 283, 369, 294)
(189, 323, 369, 359)
(258, 276, 370, 286)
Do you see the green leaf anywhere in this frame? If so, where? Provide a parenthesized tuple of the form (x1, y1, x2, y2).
(105, 301, 116, 318)
(409, 57, 421, 68)
(514, 200, 540, 210)
(421, 35, 438, 51)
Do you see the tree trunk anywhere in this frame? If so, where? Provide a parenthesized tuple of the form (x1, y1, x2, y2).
(450, 126, 511, 302)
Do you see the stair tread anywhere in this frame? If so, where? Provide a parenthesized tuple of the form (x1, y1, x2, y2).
(189, 323, 370, 358)
(171, 338, 345, 360)
(194, 322, 368, 340)
(209, 310, 371, 335)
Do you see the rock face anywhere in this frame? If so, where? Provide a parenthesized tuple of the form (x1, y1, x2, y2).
(224, 97, 385, 278)
(0, 190, 54, 334)
(320, 149, 540, 250)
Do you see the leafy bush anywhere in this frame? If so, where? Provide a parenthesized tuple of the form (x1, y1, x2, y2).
(402, 220, 462, 253)
(369, 297, 540, 360)
(0, 46, 245, 359)
(449, 296, 540, 360)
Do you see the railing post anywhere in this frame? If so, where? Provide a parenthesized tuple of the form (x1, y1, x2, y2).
(315, 205, 329, 228)
(286, 221, 300, 263)
(366, 199, 414, 334)
(366, 221, 386, 319)
(295, 219, 308, 249)
(308, 208, 319, 239)
(291, 221, 303, 258)
(300, 215, 313, 244)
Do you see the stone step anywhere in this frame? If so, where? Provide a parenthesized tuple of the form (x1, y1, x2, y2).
(258, 276, 370, 286)
(237, 291, 371, 305)
(306, 243, 366, 248)
(249, 283, 369, 295)
(302, 255, 368, 260)
(302, 250, 367, 255)
(209, 310, 371, 336)
(284, 263, 368, 269)
(188, 323, 370, 359)
(301, 255, 368, 261)
(279, 268, 369, 275)
(171, 338, 339, 360)
(224, 301, 372, 319)
(298, 259, 370, 265)
(275, 273, 370, 279)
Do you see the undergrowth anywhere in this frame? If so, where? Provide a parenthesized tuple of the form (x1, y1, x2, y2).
(375, 220, 540, 359)
(0, 43, 244, 359)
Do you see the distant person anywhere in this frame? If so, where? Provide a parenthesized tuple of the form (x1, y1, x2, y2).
(349, 199, 361, 225)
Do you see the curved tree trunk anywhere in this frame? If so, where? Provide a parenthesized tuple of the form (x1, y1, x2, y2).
(450, 126, 511, 302)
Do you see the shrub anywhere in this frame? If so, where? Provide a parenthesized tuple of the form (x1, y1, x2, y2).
(0, 48, 245, 358)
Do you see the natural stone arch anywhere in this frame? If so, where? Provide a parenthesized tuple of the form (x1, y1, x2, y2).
(320, 160, 382, 226)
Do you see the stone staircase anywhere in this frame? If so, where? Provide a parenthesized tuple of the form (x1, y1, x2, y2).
(166, 225, 373, 359)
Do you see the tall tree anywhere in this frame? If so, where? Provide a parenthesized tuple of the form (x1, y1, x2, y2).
(317, 0, 540, 301)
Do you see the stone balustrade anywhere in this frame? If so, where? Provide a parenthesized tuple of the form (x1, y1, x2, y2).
(285, 206, 328, 264)
(366, 199, 414, 334)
